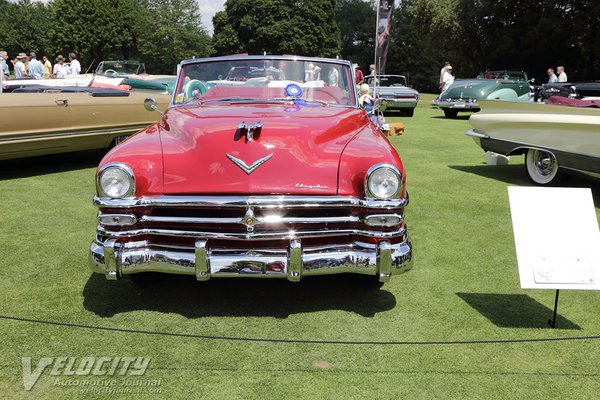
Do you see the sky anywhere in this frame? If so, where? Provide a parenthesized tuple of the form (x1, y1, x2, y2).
(199, 0, 226, 35)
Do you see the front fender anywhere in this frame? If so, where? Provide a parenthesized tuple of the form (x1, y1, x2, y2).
(337, 127, 406, 198)
(97, 123, 164, 196)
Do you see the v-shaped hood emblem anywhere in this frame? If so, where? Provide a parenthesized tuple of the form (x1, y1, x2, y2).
(226, 153, 273, 175)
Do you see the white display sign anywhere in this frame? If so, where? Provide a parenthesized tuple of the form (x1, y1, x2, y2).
(508, 187, 600, 290)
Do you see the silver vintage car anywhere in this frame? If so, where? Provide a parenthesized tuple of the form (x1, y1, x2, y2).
(365, 74, 419, 117)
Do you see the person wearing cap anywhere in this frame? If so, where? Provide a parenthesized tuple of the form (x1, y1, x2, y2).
(354, 63, 364, 85)
(28, 52, 44, 79)
(441, 64, 454, 92)
(68, 52, 81, 75)
(13, 53, 28, 79)
(53, 55, 68, 78)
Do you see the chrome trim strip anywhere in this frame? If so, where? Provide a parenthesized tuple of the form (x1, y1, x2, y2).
(288, 239, 302, 282)
(96, 225, 406, 240)
(464, 129, 490, 139)
(0, 124, 149, 143)
(93, 195, 408, 209)
(194, 239, 209, 281)
(138, 215, 361, 225)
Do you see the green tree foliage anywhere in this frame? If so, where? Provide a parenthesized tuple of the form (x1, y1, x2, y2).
(212, 0, 341, 58)
(49, 0, 138, 70)
(136, 0, 212, 74)
(0, 0, 51, 59)
(335, 0, 376, 74)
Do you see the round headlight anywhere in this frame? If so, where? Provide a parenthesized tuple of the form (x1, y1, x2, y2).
(366, 164, 401, 200)
(98, 163, 135, 199)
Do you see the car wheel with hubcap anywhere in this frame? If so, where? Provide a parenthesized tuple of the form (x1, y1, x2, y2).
(525, 148, 560, 185)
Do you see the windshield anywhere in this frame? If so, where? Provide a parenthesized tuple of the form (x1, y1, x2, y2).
(365, 75, 407, 87)
(95, 61, 146, 75)
(173, 57, 356, 107)
(479, 71, 527, 82)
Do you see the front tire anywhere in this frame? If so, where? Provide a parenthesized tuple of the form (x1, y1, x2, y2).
(525, 148, 560, 185)
(443, 109, 458, 118)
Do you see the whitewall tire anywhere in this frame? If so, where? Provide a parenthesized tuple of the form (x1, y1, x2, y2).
(525, 148, 559, 185)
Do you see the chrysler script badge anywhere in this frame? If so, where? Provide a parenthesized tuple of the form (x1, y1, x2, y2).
(226, 153, 273, 175)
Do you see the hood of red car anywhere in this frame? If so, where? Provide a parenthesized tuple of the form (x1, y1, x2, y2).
(160, 103, 369, 195)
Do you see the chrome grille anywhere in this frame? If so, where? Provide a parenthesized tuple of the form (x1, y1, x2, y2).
(96, 195, 407, 243)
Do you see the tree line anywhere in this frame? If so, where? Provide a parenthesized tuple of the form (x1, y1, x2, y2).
(0, 0, 212, 75)
(1, 0, 598, 92)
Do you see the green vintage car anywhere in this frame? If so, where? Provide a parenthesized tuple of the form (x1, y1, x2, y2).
(434, 70, 532, 118)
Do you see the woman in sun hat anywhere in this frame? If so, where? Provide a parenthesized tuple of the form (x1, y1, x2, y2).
(53, 55, 68, 78)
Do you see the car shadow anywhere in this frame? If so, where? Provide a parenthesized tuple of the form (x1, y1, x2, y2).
(431, 115, 471, 120)
(82, 273, 397, 319)
(457, 293, 581, 330)
(449, 164, 530, 185)
(0, 149, 103, 181)
(450, 165, 600, 205)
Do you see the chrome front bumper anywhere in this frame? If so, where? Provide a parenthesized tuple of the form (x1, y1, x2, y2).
(90, 194, 412, 283)
(380, 98, 417, 109)
(89, 236, 413, 282)
(433, 99, 479, 110)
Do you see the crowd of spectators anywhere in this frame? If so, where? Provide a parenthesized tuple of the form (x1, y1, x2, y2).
(0, 51, 81, 80)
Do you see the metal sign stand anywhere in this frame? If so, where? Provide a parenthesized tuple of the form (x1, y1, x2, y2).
(548, 289, 560, 328)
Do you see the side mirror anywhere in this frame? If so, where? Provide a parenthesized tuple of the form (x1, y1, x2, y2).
(144, 97, 163, 116)
(529, 78, 535, 84)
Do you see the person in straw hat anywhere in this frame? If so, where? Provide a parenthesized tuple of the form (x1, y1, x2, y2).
(53, 55, 68, 78)
(14, 53, 28, 79)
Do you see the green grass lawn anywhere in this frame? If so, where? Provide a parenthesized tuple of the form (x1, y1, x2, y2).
(1, 94, 600, 399)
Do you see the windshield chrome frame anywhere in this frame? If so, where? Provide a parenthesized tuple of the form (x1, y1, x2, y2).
(171, 55, 359, 108)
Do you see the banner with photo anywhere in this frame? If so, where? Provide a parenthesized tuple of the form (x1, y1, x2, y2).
(375, 0, 395, 75)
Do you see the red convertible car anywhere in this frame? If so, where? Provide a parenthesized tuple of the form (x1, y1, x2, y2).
(89, 55, 412, 286)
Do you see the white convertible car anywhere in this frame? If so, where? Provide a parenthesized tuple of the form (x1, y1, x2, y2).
(466, 98, 600, 184)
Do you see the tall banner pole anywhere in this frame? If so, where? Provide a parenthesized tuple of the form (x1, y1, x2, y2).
(375, 0, 395, 76)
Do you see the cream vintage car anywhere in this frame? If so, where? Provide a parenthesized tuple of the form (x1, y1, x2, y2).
(0, 86, 169, 160)
(466, 98, 600, 184)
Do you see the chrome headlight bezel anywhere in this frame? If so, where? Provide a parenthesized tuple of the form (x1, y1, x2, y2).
(97, 162, 135, 199)
(364, 163, 402, 200)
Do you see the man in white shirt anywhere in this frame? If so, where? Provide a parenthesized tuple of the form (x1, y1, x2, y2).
(14, 53, 28, 79)
(441, 65, 455, 92)
(557, 66, 568, 82)
(439, 61, 450, 91)
(27, 52, 44, 79)
(68, 52, 81, 75)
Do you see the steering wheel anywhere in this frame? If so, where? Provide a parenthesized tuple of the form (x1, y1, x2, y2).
(183, 79, 208, 101)
(104, 69, 119, 77)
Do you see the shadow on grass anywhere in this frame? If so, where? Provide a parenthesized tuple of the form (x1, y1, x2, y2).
(457, 293, 581, 330)
(0, 149, 103, 181)
(430, 115, 471, 120)
(449, 164, 530, 185)
(450, 165, 600, 206)
(83, 273, 396, 319)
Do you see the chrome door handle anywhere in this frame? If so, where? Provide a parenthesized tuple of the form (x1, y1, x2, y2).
(55, 99, 69, 107)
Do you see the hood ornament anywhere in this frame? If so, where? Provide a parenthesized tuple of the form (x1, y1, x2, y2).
(226, 153, 273, 175)
(237, 121, 263, 142)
